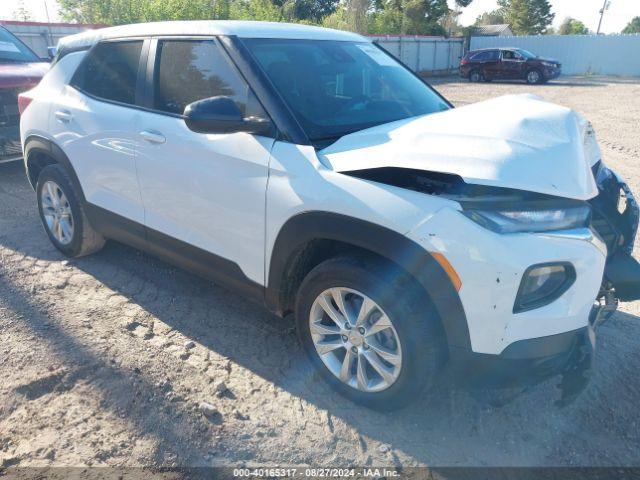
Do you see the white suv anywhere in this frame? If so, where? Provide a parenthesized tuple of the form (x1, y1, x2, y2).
(19, 21, 640, 410)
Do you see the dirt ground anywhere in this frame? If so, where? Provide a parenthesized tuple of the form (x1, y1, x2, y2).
(1, 76, 640, 471)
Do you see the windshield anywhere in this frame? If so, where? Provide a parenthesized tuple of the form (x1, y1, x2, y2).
(517, 49, 538, 59)
(242, 39, 450, 143)
(0, 27, 40, 63)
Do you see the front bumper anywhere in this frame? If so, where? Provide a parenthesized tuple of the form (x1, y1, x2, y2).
(543, 66, 561, 80)
(449, 307, 599, 406)
(408, 209, 606, 356)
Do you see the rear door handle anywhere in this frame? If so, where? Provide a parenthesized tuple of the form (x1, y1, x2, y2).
(54, 110, 72, 123)
(140, 130, 166, 144)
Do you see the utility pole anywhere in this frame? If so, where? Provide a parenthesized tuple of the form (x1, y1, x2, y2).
(596, 0, 610, 35)
(43, 0, 54, 49)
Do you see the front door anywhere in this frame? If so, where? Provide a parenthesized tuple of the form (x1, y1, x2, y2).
(135, 38, 274, 288)
(500, 50, 526, 79)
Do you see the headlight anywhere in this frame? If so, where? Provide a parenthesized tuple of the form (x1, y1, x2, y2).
(464, 205, 591, 233)
(542, 61, 556, 67)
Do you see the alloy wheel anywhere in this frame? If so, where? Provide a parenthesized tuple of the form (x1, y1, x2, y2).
(309, 287, 402, 393)
(527, 70, 541, 84)
(41, 180, 74, 245)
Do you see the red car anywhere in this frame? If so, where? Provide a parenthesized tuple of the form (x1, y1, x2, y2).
(460, 48, 562, 85)
(0, 26, 48, 163)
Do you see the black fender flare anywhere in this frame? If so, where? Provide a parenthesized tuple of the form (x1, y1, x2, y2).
(267, 211, 471, 350)
(24, 135, 86, 203)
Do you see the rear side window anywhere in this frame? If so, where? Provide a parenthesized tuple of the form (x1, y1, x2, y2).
(153, 39, 265, 118)
(72, 41, 143, 105)
(470, 51, 496, 61)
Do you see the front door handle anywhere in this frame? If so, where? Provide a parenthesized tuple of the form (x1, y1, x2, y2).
(140, 130, 166, 144)
(54, 110, 72, 123)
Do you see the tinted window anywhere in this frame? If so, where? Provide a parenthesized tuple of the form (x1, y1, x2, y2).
(73, 41, 142, 105)
(471, 50, 497, 62)
(243, 39, 449, 142)
(153, 39, 265, 118)
(0, 27, 40, 63)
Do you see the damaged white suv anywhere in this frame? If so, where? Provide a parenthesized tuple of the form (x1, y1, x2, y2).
(20, 21, 640, 410)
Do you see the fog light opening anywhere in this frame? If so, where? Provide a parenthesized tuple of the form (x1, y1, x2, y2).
(513, 263, 576, 313)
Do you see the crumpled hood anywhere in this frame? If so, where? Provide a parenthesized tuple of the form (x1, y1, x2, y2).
(319, 94, 599, 201)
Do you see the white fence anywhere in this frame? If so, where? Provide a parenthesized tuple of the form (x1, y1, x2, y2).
(373, 36, 465, 74)
(1, 22, 101, 58)
(471, 34, 640, 76)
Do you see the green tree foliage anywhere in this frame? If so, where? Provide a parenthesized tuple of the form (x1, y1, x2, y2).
(557, 17, 589, 35)
(58, 0, 473, 35)
(622, 16, 640, 34)
(366, 0, 449, 35)
(474, 9, 505, 26)
(497, 0, 554, 35)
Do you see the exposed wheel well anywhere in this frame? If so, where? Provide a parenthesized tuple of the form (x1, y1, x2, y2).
(278, 239, 416, 317)
(26, 149, 58, 190)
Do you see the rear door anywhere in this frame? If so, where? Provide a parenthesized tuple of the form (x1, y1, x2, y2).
(49, 39, 148, 225)
(135, 37, 274, 288)
(480, 50, 502, 79)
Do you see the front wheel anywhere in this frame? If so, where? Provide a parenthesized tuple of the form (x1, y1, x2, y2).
(295, 256, 445, 411)
(526, 69, 543, 84)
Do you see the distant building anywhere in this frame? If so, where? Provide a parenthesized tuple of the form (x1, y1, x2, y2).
(472, 24, 514, 37)
(0, 20, 106, 58)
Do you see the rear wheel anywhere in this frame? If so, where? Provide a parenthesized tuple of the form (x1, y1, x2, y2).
(295, 256, 445, 411)
(469, 70, 483, 82)
(36, 164, 105, 257)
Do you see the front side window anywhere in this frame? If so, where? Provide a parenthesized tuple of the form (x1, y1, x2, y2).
(72, 41, 143, 105)
(502, 50, 523, 61)
(153, 39, 265, 119)
(517, 49, 538, 59)
(0, 27, 40, 64)
(243, 39, 449, 142)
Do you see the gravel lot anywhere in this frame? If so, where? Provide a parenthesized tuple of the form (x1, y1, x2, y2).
(1, 76, 640, 471)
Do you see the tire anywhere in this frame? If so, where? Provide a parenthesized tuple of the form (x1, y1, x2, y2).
(526, 69, 543, 84)
(36, 164, 105, 257)
(295, 255, 446, 411)
(469, 70, 483, 82)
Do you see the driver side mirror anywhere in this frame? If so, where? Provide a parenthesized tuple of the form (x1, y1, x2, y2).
(47, 46, 58, 61)
(183, 96, 272, 136)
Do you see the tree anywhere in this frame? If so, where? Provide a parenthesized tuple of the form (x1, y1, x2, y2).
(622, 16, 640, 34)
(497, 0, 554, 35)
(558, 17, 589, 35)
(366, 0, 449, 35)
(474, 9, 505, 26)
(12, 0, 33, 21)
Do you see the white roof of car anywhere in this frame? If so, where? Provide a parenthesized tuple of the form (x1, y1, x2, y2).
(58, 20, 369, 50)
